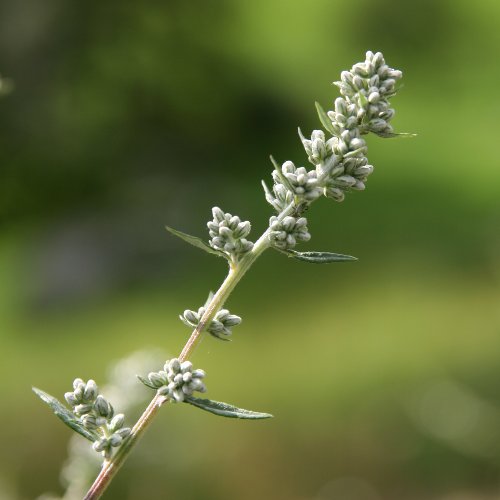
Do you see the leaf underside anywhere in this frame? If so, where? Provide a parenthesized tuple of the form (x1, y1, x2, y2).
(165, 226, 228, 260)
(184, 396, 273, 420)
(32, 387, 98, 442)
(279, 249, 358, 263)
(315, 102, 336, 136)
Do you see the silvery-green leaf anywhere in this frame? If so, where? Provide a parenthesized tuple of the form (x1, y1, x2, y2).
(315, 102, 336, 136)
(358, 91, 369, 107)
(371, 131, 417, 139)
(184, 396, 273, 419)
(136, 375, 158, 390)
(269, 156, 294, 192)
(261, 180, 275, 206)
(203, 291, 215, 308)
(32, 387, 98, 442)
(279, 249, 357, 263)
(166, 226, 229, 259)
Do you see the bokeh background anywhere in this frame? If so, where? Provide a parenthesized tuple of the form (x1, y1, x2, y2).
(1, 1, 500, 499)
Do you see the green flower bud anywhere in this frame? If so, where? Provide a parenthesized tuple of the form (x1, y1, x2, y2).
(94, 395, 112, 418)
(83, 380, 98, 402)
(74, 403, 93, 416)
(64, 392, 78, 406)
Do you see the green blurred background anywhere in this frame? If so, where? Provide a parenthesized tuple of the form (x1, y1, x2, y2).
(1, 0, 500, 499)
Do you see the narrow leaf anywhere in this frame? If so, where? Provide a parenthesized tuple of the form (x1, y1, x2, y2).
(165, 226, 228, 260)
(372, 131, 417, 139)
(32, 387, 98, 442)
(269, 155, 294, 192)
(184, 396, 273, 420)
(315, 102, 336, 136)
(137, 375, 158, 390)
(261, 180, 275, 207)
(203, 290, 215, 308)
(279, 249, 358, 263)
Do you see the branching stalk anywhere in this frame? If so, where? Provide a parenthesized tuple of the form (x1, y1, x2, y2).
(83, 205, 294, 499)
(31, 51, 408, 500)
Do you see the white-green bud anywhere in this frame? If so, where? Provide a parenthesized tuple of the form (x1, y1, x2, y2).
(74, 403, 93, 416)
(109, 434, 123, 447)
(311, 140, 326, 163)
(94, 395, 112, 418)
(380, 108, 395, 121)
(281, 216, 295, 232)
(64, 392, 78, 406)
(83, 380, 98, 402)
(354, 165, 374, 178)
(81, 414, 98, 429)
(324, 187, 345, 202)
(169, 386, 184, 402)
(341, 70, 353, 85)
(215, 309, 229, 321)
(212, 207, 225, 223)
(368, 91, 380, 104)
(281, 160, 295, 174)
(329, 164, 345, 178)
(223, 314, 241, 327)
(183, 309, 199, 324)
(168, 359, 178, 372)
(188, 378, 206, 392)
(368, 118, 388, 132)
(157, 385, 169, 396)
(73, 378, 85, 390)
(93, 439, 108, 453)
(73, 385, 84, 401)
(208, 320, 224, 333)
(333, 175, 357, 188)
(115, 427, 131, 439)
(233, 220, 251, 239)
(180, 361, 192, 372)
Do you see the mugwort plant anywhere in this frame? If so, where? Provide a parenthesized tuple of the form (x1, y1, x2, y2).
(33, 51, 411, 499)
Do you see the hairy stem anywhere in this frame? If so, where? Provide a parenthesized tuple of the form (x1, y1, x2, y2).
(83, 393, 165, 500)
(83, 201, 296, 499)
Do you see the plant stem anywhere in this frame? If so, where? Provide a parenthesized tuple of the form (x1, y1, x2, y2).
(83, 202, 296, 499)
(179, 227, 271, 361)
(83, 393, 165, 500)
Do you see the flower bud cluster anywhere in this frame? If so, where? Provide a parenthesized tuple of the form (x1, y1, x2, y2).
(268, 215, 311, 250)
(262, 180, 295, 212)
(65, 379, 131, 458)
(272, 161, 322, 201)
(294, 51, 401, 204)
(298, 129, 336, 166)
(325, 95, 370, 164)
(323, 155, 374, 202)
(334, 50, 402, 136)
(208, 207, 253, 259)
(180, 306, 241, 341)
(144, 359, 207, 403)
